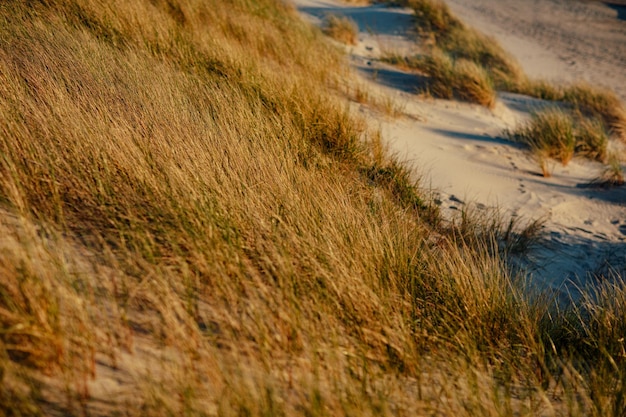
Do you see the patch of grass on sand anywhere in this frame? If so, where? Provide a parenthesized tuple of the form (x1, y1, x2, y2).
(515, 80, 626, 142)
(389, 0, 625, 165)
(405, 0, 459, 37)
(596, 154, 625, 187)
(406, 48, 496, 107)
(507, 109, 576, 166)
(397, 0, 523, 89)
(323, 13, 359, 45)
(506, 108, 609, 169)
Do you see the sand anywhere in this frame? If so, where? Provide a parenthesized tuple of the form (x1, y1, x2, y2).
(443, 0, 626, 102)
(294, 0, 626, 296)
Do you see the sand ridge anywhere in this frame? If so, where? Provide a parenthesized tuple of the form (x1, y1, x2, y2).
(294, 0, 626, 294)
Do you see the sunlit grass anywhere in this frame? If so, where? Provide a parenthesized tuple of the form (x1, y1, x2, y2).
(405, 48, 496, 107)
(1, 0, 626, 415)
(396, 0, 523, 89)
(514, 80, 626, 142)
(323, 13, 359, 45)
(506, 108, 610, 170)
(597, 154, 625, 187)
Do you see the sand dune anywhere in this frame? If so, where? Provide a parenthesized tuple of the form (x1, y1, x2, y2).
(443, 0, 626, 102)
(294, 0, 626, 295)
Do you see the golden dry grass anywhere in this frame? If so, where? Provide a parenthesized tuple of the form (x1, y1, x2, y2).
(507, 109, 577, 166)
(410, 49, 496, 108)
(397, 0, 523, 89)
(381, 0, 519, 108)
(323, 13, 359, 45)
(515, 80, 626, 142)
(1, 0, 626, 416)
(506, 108, 610, 170)
(597, 154, 626, 187)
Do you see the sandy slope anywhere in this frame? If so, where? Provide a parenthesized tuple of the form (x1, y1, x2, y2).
(294, 0, 626, 295)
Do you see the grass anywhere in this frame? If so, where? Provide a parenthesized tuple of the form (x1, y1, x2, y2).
(505, 108, 610, 168)
(596, 154, 625, 187)
(393, 0, 523, 89)
(323, 13, 359, 45)
(406, 48, 496, 108)
(1, 0, 626, 415)
(514, 80, 626, 142)
(384, 0, 626, 170)
(350, 82, 407, 117)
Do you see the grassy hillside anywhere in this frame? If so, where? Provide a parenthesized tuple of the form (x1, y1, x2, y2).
(1, 0, 626, 415)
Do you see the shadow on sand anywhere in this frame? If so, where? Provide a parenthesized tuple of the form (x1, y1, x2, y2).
(357, 65, 427, 94)
(431, 127, 626, 207)
(605, 2, 626, 20)
(429, 128, 520, 147)
(515, 171, 626, 206)
(299, 4, 414, 36)
(515, 231, 626, 306)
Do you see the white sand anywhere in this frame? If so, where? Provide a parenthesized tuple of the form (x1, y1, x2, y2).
(294, 0, 626, 295)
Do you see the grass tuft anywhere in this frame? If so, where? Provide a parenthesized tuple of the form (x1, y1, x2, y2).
(507, 109, 575, 166)
(506, 108, 610, 169)
(410, 49, 496, 107)
(323, 13, 359, 45)
(563, 83, 626, 141)
(397, 0, 523, 89)
(516, 80, 626, 142)
(406, 0, 459, 38)
(596, 154, 625, 187)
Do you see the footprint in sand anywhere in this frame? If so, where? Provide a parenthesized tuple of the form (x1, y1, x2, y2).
(619, 224, 626, 236)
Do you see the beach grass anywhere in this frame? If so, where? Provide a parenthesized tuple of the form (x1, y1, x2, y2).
(2, 0, 626, 415)
(505, 108, 611, 167)
(514, 80, 626, 141)
(401, 48, 496, 107)
(395, 0, 523, 88)
(323, 13, 359, 45)
(396, 0, 626, 130)
(597, 154, 626, 187)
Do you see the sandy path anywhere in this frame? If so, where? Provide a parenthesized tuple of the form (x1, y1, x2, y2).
(443, 0, 626, 102)
(293, 0, 626, 296)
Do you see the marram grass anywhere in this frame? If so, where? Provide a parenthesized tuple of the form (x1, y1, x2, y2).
(407, 48, 496, 108)
(323, 13, 359, 45)
(506, 108, 610, 170)
(1, 0, 626, 415)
